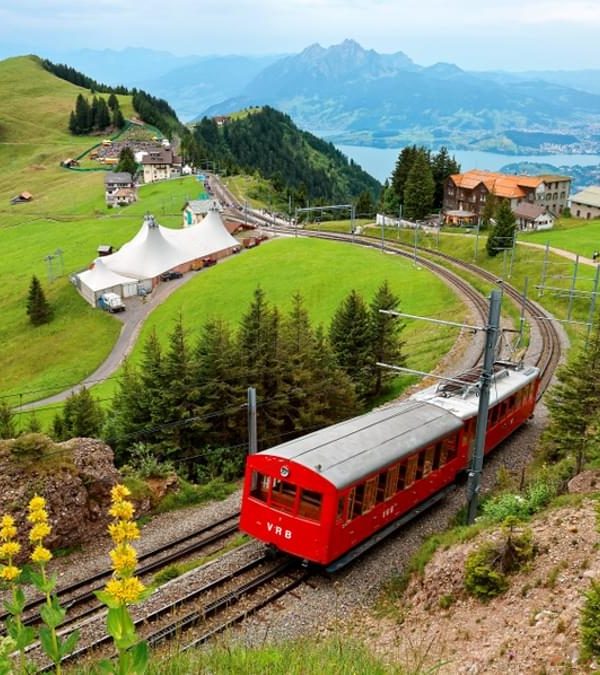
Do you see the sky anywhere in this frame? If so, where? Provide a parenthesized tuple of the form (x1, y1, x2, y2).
(1, 0, 600, 71)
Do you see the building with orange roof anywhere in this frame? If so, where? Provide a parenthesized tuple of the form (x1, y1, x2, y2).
(443, 169, 570, 225)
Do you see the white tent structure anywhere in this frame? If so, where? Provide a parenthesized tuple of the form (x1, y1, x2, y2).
(76, 211, 240, 304)
(75, 258, 139, 307)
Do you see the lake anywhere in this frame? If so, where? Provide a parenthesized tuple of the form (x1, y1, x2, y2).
(336, 145, 600, 183)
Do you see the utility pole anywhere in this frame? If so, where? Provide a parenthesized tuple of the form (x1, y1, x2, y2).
(247, 387, 257, 456)
(467, 290, 502, 524)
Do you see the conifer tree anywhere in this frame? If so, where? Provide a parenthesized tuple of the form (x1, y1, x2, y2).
(95, 96, 111, 129)
(138, 328, 166, 437)
(431, 147, 460, 209)
(541, 318, 600, 472)
(74, 93, 91, 134)
(26, 275, 52, 326)
(486, 199, 516, 257)
(55, 387, 105, 440)
(116, 147, 137, 176)
(369, 281, 406, 396)
(391, 145, 419, 204)
(107, 93, 119, 111)
(112, 107, 125, 129)
(403, 149, 435, 220)
(194, 318, 243, 449)
(329, 289, 374, 400)
(481, 192, 497, 230)
(0, 400, 16, 439)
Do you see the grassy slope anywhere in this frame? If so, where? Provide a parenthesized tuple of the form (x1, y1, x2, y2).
(519, 217, 600, 258)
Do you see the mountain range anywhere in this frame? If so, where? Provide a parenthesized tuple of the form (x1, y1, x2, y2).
(46, 41, 600, 154)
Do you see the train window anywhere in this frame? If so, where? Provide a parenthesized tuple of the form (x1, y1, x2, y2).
(251, 472, 270, 502)
(352, 484, 365, 519)
(377, 472, 387, 502)
(444, 434, 458, 462)
(432, 442, 442, 470)
(298, 489, 322, 521)
(405, 456, 418, 487)
(423, 446, 434, 477)
(270, 479, 297, 513)
(397, 463, 407, 490)
(415, 451, 426, 480)
(363, 478, 377, 513)
(347, 488, 356, 522)
(384, 465, 400, 500)
(337, 496, 346, 522)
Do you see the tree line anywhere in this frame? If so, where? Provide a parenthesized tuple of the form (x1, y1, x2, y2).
(27, 284, 405, 479)
(69, 93, 125, 135)
(380, 145, 460, 220)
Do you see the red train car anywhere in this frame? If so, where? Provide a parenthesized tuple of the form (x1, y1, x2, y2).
(239, 362, 540, 570)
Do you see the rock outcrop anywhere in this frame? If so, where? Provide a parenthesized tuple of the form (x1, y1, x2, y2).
(0, 434, 121, 558)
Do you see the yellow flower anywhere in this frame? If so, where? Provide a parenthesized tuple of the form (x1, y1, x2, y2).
(0, 524, 17, 542)
(29, 522, 52, 543)
(28, 495, 47, 512)
(105, 576, 145, 605)
(109, 544, 138, 574)
(31, 545, 52, 564)
(0, 515, 15, 529)
(0, 565, 20, 582)
(27, 508, 48, 524)
(111, 485, 131, 502)
(108, 520, 140, 544)
(0, 541, 21, 559)
(108, 500, 134, 521)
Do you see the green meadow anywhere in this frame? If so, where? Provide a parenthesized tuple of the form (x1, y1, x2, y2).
(518, 217, 600, 259)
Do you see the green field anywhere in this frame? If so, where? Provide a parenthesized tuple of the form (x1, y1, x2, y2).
(518, 217, 600, 259)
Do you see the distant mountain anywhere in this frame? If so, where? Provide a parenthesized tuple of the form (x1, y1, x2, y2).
(40, 48, 282, 121)
(200, 40, 600, 153)
(478, 69, 600, 97)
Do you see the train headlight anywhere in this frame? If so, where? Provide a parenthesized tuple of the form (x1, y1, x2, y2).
(280, 466, 290, 478)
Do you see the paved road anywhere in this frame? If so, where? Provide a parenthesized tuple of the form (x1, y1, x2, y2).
(21, 274, 193, 410)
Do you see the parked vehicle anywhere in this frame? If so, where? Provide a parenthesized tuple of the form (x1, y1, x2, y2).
(201, 257, 217, 267)
(98, 292, 125, 313)
(160, 270, 183, 281)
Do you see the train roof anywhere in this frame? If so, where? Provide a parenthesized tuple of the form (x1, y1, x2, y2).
(259, 399, 463, 490)
(411, 362, 540, 419)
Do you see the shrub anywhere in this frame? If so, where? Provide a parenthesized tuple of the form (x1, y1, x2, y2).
(464, 544, 509, 600)
(581, 580, 600, 658)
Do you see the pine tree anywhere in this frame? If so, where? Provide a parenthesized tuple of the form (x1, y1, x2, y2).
(431, 147, 460, 210)
(329, 289, 374, 401)
(391, 145, 419, 205)
(403, 149, 435, 221)
(138, 328, 167, 438)
(68, 110, 78, 134)
(90, 96, 100, 130)
(74, 94, 91, 134)
(486, 200, 516, 257)
(57, 387, 105, 440)
(355, 191, 375, 217)
(112, 107, 125, 129)
(542, 318, 600, 472)
(95, 97, 111, 129)
(369, 281, 406, 396)
(116, 147, 137, 176)
(107, 93, 119, 111)
(26, 275, 52, 326)
(481, 192, 497, 230)
(0, 401, 16, 439)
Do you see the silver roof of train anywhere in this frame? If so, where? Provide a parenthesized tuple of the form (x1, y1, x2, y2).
(262, 399, 463, 489)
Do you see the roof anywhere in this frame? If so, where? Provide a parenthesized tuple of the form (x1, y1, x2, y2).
(77, 258, 138, 292)
(449, 170, 543, 199)
(570, 186, 600, 209)
(101, 210, 238, 280)
(141, 149, 181, 165)
(512, 203, 551, 220)
(104, 172, 132, 185)
(185, 199, 222, 214)
(263, 400, 463, 489)
(412, 364, 540, 420)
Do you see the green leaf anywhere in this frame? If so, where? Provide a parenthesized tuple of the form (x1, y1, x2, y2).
(14, 625, 36, 650)
(106, 607, 123, 641)
(39, 626, 60, 662)
(59, 629, 80, 658)
(40, 601, 65, 629)
(14, 587, 26, 612)
(27, 569, 45, 591)
(95, 658, 116, 674)
(95, 589, 120, 609)
(130, 641, 149, 675)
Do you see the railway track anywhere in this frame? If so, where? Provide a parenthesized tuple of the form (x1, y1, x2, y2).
(35, 552, 308, 671)
(0, 512, 240, 634)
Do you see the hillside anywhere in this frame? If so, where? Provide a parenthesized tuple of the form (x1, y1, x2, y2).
(202, 40, 600, 153)
(193, 106, 381, 203)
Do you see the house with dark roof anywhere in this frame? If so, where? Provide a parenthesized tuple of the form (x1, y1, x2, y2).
(104, 172, 137, 207)
(443, 170, 571, 224)
(570, 186, 600, 220)
(512, 203, 554, 231)
(141, 148, 182, 184)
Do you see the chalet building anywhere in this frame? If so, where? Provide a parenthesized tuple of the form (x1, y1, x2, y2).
(141, 148, 182, 184)
(512, 203, 554, 231)
(570, 186, 600, 220)
(443, 170, 571, 224)
(104, 172, 137, 207)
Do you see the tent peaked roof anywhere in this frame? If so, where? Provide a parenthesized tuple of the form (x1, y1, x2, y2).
(78, 258, 138, 292)
(104, 215, 187, 279)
